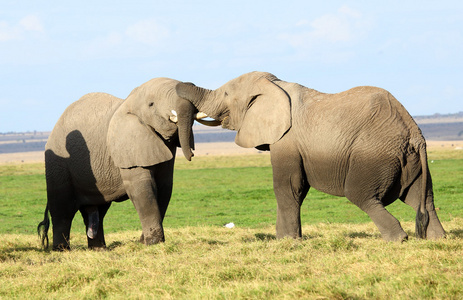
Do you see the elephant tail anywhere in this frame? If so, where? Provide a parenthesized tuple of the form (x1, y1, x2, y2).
(415, 143, 430, 239)
(37, 205, 50, 249)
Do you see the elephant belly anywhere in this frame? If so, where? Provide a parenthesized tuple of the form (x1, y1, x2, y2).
(70, 158, 128, 205)
(74, 180, 128, 205)
(302, 148, 348, 197)
(304, 163, 347, 197)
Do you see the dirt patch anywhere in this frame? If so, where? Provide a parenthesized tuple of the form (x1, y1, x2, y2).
(0, 151, 45, 164)
(426, 140, 463, 149)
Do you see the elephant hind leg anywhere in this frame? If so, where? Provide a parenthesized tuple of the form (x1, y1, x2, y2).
(344, 156, 407, 241)
(357, 200, 408, 241)
(49, 188, 77, 250)
(401, 171, 445, 240)
(46, 170, 78, 250)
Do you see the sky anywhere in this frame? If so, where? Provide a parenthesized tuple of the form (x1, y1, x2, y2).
(1, 1, 462, 132)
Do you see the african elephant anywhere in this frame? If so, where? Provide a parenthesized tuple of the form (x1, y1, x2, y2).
(38, 77, 205, 250)
(176, 71, 446, 241)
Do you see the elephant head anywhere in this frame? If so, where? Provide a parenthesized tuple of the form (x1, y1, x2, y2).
(108, 78, 200, 168)
(175, 71, 291, 149)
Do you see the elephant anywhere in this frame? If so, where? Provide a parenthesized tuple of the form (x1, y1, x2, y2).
(176, 71, 446, 241)
(37, 77, 206, 250)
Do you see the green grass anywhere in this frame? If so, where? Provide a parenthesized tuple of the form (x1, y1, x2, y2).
(1, 152, 462, 236)
(0, 150, 462, 298)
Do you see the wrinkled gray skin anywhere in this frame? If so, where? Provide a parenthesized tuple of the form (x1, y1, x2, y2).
(176, 71, 446, 241)
(38, 78, 197, 250)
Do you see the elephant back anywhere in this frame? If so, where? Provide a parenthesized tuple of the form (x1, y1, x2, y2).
(46, 93, 125, 194)
(46, 93, 123, 158)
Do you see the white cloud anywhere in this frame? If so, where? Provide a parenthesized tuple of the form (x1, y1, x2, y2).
(19, 15, 44, 33)
(82, 19, 170, 58)
(310, 10, 355, 43)
(125, 19, 169, 46)
(82, 32, 123, 58)
(0, 20, 21, 41)
(278, 5, 373, 62)
(0, 14, 44, 42)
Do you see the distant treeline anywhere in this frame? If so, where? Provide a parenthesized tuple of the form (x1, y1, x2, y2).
(419, 122, 463, 141)
(414, 111, 463, 120)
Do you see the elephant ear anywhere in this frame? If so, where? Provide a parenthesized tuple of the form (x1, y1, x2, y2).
(235, 77, 291, 148)
(107, 112, 173, 169)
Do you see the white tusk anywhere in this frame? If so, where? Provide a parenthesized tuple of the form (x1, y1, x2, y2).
(170, 110, 178, 122)
(195, 112, 208, 120)
(170, 116, 178, 123)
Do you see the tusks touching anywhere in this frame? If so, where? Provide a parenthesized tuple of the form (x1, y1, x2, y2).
(170, 110, 220, 126)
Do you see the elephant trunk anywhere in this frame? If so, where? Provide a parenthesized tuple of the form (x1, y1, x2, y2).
(176, 82, 214, 113)
(176, 97, 197, 161)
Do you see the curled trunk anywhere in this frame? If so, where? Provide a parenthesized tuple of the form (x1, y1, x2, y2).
(176, 82, 213, 111)
(175, 97, 197, 161)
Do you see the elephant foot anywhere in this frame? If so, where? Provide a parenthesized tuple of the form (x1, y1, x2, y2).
(381, 231, 408, 242)
(425, 213, 446, 240)
(426, 228, 446, 240)
(87, 237, 106, 250)
(53, 244, 71, 251)
(140, 227, 165, 245)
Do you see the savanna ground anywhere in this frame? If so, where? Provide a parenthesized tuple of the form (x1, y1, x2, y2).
(0, 142, 462, 299)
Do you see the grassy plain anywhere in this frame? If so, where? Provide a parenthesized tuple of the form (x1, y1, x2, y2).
(0, 149, 462, 298)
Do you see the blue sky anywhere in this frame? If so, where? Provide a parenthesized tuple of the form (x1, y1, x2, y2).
(1, 1, 462, 132)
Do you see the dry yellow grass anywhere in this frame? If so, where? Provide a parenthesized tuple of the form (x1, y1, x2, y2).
(1, 219, 462, 299)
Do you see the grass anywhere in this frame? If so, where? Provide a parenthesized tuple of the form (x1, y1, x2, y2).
(0, 149, 462, 298)
(1, 221, 463, 299)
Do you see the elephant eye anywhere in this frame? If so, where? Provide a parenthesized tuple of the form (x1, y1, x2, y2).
(148, 102, 154, 107)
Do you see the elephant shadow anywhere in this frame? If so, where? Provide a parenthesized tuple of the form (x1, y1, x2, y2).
(448, 229, 463, 238)
(64, 130, 99, 192)
(346, 231, 376, 239)
(242, 233, 276, 243)
(44, 130, 107, 244)
(243, 231, 379, 243)
(1, 246, 44, 257)
(46, 129, 103, 202)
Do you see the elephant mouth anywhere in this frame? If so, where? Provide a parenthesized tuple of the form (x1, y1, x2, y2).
(220, 116, 235, 130)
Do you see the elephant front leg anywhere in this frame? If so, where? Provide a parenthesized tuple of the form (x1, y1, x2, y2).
(120, 167, 166, 245)
(270, 144, 309, 239)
